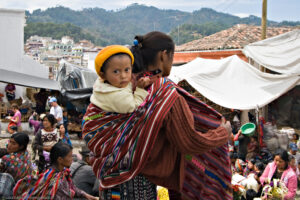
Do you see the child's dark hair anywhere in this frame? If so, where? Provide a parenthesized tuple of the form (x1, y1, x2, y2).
(293, 133, 299, 140)
(56, 123, 64, 129)
(229, 152, 238, 159)
(11, 103, 19, 110)
(246, 189, 257, 200)
(11, 132, 29, 151)
(50, 142, 72, 165)
(10, 126, 18, 132)
(254, 161, 265, 172)
(249, 158, 256, 165)
(131, 31, 175, 73)
(43, 114, 57, 127)
(101, 53, 132, 73)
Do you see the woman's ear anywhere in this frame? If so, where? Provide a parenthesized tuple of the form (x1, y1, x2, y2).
(160, 50, 168, 61)
(19, 145, 24, 151)
(57, 157, 63, 165)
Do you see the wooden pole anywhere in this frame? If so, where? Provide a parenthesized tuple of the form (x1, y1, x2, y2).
(261, 0, 267, 40)
(259, 0, 268, 149)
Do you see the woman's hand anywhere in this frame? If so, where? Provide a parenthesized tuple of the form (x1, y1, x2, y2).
(43, 146, 52, 152)
(137, 77, 151, 88)
(220, 117, 232, 137)
(84, 192, 98, 200)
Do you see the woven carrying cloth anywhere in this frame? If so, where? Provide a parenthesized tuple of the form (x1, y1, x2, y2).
(13, 168, 75, 199)
(82, 78, 232, 199)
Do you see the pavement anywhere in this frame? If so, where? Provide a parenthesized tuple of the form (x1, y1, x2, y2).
(1, 130, 300, 198)
(0, 132, 85, 147)
(0, 131, 85, 158)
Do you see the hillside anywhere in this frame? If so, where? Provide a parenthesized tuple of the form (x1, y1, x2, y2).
(25, 4, 300, 45)
(24, 22, 96, 43)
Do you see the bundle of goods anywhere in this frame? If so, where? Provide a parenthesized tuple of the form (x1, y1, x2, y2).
(260, 179, 288, 200)
(278, 127, 295, 140)
(276, 129, 290, 151)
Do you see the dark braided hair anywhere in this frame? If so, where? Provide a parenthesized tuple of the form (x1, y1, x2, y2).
(131, 31, 174, 73)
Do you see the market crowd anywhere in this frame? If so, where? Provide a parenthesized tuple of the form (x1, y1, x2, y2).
(0, 30, 298, 200)
(0, 93, 98, 199)
(230, 111, 299, 200)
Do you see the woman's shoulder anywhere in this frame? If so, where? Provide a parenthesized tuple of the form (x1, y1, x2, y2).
(266, 161, 276, 168)
(285, 166, 297, 177)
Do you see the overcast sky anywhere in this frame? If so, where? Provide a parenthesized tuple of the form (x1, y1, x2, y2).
(1, 0, 299, 22)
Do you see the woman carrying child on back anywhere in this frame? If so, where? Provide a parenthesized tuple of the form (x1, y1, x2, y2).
(83, 32, 232, 200)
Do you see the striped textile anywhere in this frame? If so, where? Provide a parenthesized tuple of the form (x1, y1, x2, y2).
(176, 88, 232, 200)
(82, 78, 232, 199)
(82, 78, 178, 189)
(13, 168, 74, 199)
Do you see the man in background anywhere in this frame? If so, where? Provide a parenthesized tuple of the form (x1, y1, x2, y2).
(49, 97, 63, 125)
(70, 145, 98, 196)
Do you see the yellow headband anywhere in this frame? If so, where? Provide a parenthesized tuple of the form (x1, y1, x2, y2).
(94, 45, 134, 76)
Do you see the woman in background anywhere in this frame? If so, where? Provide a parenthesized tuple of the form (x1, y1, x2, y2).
(0, 132, 32, 182)
(260, 149, 297, 199)
(14, 142, 97, 199)
(32, 114, 59, 172)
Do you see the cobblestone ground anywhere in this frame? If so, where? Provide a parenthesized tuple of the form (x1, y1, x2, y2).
(0, 137, 82, 160)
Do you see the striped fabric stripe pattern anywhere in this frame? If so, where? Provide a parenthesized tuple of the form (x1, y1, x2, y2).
(82, 78, 232, 199)
(177, 88, 232, 200)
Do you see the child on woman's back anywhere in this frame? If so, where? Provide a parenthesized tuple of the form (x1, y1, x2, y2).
(90, 45, 150, 114)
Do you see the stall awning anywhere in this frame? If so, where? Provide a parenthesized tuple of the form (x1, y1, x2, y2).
(243, 29, 300, 75)
(0, 68, 59, 90)
(169, 55, 300, 110)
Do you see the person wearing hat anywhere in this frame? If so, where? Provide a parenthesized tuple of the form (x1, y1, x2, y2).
(70, 145, 98, 196)
(289, 142, 300, 165)
(90, 45, 150, 114)
(49, 97, 63, 125)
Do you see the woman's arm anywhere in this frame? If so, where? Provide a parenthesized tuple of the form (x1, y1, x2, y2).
(260, 163, 271, 185)
(74, 183, 98, 200)
(83, 192, 98, 200)
(10, 116, 19, 123)
(284, 174, 297, 200)
(164, 96, 230, 154)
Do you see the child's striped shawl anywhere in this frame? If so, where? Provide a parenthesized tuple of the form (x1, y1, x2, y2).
(82, 78, 232, 199)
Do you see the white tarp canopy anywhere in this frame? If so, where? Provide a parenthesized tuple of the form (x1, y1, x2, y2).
(243, 29, 300, 75)
(169, 55, 300, 110)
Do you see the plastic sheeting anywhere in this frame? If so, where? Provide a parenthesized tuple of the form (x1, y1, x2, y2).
(57, 60, 97, 100)
(0, 68, 59, 90)
(169, 55, 300, 110)
(243, 29, 300, 75)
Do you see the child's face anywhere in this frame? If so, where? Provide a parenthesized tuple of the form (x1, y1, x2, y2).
(248, 161, 254, 169)
(293, 134, 298, 140)
(100, 55, 132, 88)
(290, 158, 296, 167)
(254, 165, 259, 172)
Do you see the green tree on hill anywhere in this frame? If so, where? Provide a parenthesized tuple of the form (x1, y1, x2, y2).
(24, 22, 96, 43)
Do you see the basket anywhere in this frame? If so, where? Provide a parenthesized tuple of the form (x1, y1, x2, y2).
(241, 123, 256, 136)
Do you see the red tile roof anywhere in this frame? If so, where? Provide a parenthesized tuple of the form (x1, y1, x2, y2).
(176, 24, 298, 51)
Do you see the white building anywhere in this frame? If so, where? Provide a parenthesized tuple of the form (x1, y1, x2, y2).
(61, 36, 74, 45)
(0, 8, 59, 95)
(0, 9, 49, 79)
